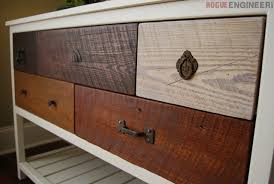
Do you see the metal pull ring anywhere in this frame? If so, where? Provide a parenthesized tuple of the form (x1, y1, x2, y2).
(117, 120, 155, 144)
(16, 49, 26, 65)
(176, 50, 198, 80)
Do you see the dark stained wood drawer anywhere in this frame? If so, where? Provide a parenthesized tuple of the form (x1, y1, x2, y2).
(137, 17, 265, 120)
(13, 32, 37, 74)
(15, 71, 74, 132)
(75, 85, 253, 184)
(13, 23, 138, 95)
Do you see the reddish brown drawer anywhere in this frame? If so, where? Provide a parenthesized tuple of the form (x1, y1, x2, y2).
(13, 23, 138, 95)
(75, 85, 253, 184)
(15, 71, 74, 132)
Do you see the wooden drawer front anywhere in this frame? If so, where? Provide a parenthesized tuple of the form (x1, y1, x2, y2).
(13, 23, 138, 95)
(13, 32, 37, 74)
(137, 17, 265, 120)
(15, 71, 74, 132)
(75, 86, 253, 184)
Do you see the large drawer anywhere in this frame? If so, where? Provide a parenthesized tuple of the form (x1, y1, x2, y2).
(137, 17, 265, 120)
(15, 71, 74, 132)
(13, 23, 138, 95)
(75, 86, 253, 184)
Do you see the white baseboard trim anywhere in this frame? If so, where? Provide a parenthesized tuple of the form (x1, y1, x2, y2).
(0, 122, 60, 155)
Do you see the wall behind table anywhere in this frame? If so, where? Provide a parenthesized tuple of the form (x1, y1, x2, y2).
(0, 0, 64, 127)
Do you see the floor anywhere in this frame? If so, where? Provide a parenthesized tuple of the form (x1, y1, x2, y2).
(0, 141, 69, 184)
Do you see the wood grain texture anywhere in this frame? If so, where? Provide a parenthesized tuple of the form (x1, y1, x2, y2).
(13, 32, 37, 74)
(36, 23, 137, 95)
(137, 16, 265, 120)
(75, 86, 254, 184)
(15, 71, 74, 132)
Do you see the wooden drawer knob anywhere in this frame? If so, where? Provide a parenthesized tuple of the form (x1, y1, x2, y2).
(20, 89, 27, 96)
(117, 120, 155, 144)
(48, 100, 57, 108)
(176, 50, 198, 80)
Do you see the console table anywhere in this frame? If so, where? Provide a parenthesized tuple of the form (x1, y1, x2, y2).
(5, 1, 274, 184)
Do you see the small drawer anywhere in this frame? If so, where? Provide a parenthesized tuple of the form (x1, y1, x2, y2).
(137, 17, 265, 120)
(13, 23, 138, 95)
(15, 71, 74, 132)
(75, 86, 253, 184)
(13, 32, 37, 74)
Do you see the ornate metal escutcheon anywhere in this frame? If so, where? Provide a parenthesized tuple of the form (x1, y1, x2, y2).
(176, 50, 198, 80)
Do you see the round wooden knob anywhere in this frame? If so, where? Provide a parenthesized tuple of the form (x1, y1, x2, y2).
(176, 50, 198, 80)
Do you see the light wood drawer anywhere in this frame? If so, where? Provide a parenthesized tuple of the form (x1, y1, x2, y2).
(15, 71, 74, 132)
(75, 86, 253, 184)
(137, 17, 265, 120)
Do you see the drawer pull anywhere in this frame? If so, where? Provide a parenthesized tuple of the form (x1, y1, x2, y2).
(16, 49, 26, 65)
(20, 89, 27, 96)
(117, 120, 155, 144)
(72, 49, 82, 63)
(48, 100, 57, 108)
(176, 50, 198, 80)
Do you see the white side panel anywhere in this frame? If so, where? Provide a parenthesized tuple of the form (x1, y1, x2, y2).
(248, 10, 274, 184)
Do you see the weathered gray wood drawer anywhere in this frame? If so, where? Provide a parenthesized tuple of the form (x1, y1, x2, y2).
(136, 16, 265, 120)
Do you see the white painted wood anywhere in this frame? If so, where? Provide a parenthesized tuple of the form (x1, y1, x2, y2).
(60, 165, 120, 184)
(24, 146, 146, 184)
(29, 147, 84, 169)
(0, 122, 60, 156)
(9, 27, 26, 179)
(248, 9, 274, 184)
(16, 106, 172, 184)
(19, 162, 52, 184)
(46, 158, 107, 183)
(5, 0, 175, 26)
(37, 153, 95, 176)
(93, 171, 134, 184)
(7, 1, 266, 33)
(6, 1, 274, 184)
(137, 16, 265, 120)
(14, 115, 26, 179)
(127, 179, 147, 184)
(28, 146, 76, 162)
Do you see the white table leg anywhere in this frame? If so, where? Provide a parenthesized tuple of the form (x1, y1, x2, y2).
(14, 114, 26, 180)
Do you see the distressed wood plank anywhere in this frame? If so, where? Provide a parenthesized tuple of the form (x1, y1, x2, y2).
(13, 23, 138, 95)
(29, 147, 83, 169)
(46, 158, 107, 183)
(14, 71, 74, 132)
(137, 16, 265, 120)
(93, 171, 134, 184)
(60, 165, 120, 184)
(37, 153, 95, 176)
(13, 32, 37, 74)
(75, 86, 254, 184)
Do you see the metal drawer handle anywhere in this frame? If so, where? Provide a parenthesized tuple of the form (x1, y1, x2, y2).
(117, 120, 155, 144)
(48, 100, 57, 108)
(20, 89, 27, 96)
(16, 49, 26, 65)
(176, 50, 198, 80)
(72, 49, 82, 63)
